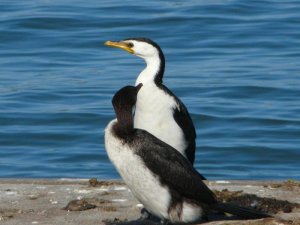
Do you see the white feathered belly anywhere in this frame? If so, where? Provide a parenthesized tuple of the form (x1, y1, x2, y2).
(134, 84, 187, 156)
(104, 120, 203, 223)
(104, 120, 171, 220)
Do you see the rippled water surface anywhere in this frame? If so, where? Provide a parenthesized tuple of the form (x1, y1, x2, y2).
(1, 0, 299, 179)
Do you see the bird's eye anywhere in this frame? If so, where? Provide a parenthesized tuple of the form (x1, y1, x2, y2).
(127, 42, 134, 48)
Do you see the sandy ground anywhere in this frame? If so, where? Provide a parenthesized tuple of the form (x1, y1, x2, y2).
(0, 179, 299, 225)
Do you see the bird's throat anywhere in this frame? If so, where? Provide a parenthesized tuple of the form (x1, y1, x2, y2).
(135, 56, 164, 85)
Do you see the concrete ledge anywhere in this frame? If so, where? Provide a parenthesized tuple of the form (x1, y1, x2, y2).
(0, 179, 299, 225)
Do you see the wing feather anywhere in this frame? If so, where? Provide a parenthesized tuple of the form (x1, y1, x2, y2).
(133, 130, 216, 205)
(158, 84, 196, 164)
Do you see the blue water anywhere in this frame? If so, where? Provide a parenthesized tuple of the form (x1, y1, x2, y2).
(0, 0, 299, 180)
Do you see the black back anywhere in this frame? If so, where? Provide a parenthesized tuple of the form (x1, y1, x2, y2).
(132, 130, 215, 204)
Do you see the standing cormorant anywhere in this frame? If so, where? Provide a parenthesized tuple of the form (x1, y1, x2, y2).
(105, 38, 197, 166)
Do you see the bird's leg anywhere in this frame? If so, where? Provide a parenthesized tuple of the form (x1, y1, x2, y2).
(138, 208, 151, 221)
(160, 219, 170, 225)
(202, 214, 209, 221)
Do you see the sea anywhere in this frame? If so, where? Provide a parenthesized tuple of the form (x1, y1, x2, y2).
(0, 0, 299, 180)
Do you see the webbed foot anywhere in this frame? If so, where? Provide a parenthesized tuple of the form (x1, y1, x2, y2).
(138, 208, 151, 221)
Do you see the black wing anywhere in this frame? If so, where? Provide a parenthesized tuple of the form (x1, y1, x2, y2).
(158, 84, 196, 165)
(133, 130, 216, 205)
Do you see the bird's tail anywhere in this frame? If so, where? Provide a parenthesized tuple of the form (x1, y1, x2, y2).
(211, 202, 271, 219)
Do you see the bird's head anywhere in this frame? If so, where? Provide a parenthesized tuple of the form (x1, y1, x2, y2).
(105, 38, 163, 61)
(112, 84, 143, 129)
(105, 38, 165, 84)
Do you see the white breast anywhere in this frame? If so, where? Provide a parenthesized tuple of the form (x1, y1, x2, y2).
(104, 119, 171, 220)
(104, 120, 203, 223)
(134, 83, 187, 156)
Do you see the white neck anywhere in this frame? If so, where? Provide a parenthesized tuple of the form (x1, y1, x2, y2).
(135, 56, 161, 86)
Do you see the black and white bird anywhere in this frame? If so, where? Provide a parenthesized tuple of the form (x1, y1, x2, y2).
(105, 85, 271, 224)
(105, 38, 197, 166)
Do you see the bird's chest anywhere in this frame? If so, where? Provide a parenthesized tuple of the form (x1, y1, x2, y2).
(135, 84, 176, 128)
(105, 128, 145, 187)
(104, 127, 171, 219)
(134, 84, 185, 151)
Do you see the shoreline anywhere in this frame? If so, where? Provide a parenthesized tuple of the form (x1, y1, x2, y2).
(0, 179, 299, 225)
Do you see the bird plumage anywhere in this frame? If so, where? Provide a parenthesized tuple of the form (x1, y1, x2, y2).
(104, 86, 271, 224)
(105, 38, 197, 165)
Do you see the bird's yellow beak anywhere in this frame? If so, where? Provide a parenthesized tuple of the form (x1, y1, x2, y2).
(104, 41, 134, 54)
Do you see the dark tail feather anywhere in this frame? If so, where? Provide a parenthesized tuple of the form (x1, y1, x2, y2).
(211, 202, 272, 219)
(199, 174, 206, 180)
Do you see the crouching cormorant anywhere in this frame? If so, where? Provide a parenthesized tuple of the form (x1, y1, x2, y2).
(104, 85, 271, 224)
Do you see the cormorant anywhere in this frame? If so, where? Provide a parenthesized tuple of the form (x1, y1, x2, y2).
(105, 38, 197, 166)
(105, 85, 271, 224)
